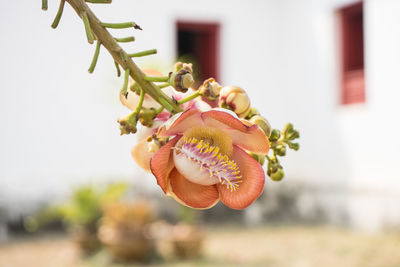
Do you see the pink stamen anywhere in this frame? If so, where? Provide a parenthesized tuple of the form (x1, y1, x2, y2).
(174, 137, 242, 191)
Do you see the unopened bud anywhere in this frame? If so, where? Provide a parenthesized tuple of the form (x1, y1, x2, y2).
(269, 129, 281, 142)
(286, 130, 300, 140)
(218, 86, 251, 118)
(282, 123, 294, 136)
(139, 107, 157, 127)
(250, 153, 265, 166)
(199, 78, 222, 100)
(169, 62, 194, 93)
(245, 107, 260, 119)
(250, 115, 272, 137)
(287, 142, 300, 151)
(275, 144, 286, 156)
(117, 112, 138, 135)
(270, 168, 284, 181)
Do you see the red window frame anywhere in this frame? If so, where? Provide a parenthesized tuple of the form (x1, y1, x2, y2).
(338, 2, 365, 105)
(176, 21, 220, 89)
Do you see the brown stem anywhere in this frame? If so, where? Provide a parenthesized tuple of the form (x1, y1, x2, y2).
(65, 0, 182, 113)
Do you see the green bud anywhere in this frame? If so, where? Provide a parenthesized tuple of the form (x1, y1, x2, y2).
(250, 153, 265, 166)
(269, 129, 281, 142)
(282, 123, 294, 136)
(139, 107, 157, 127)
(117, 112, 138, 135)
(287, 142, 300, 151)
(275, 144, 286, 156)
(245, 107, 260, 119)
(250, 115, 272, 137)
(270, 168, 284, 181)
(286, 130, 300, 140)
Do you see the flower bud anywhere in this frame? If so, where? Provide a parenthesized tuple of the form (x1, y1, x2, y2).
(139, 107, 157, 127)
(270, 168, 284, 181)
(287, 142, 300, 151)
(245, 107, 260, 119)
(168, 62, 194, 93)
(286, 130, 300, 140)
(269, 129, 281, 142)
(282, 123, 294, 136)
(117, 112, 138, 135)
(218, 86, 251, 118)
(198, 78, 222, 100)
(275, 144, 286, 156)
(250, 115, 272, 137)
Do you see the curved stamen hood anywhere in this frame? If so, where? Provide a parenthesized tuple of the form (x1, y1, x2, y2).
(173, 136, 241, 192)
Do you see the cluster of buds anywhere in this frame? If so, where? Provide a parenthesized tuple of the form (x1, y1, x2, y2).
(266, 123, 300, 181)
(168, 62, 194, 93)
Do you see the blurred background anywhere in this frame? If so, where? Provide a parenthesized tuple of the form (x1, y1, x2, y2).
(1, 0, 400, 266)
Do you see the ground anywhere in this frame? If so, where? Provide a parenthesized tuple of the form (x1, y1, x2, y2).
(0, 226, 400, 267)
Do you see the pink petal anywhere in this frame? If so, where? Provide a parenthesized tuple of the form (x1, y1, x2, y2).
(169, 168, 220, 209)
(150, 136, 181, 193)
(158, 109, 203, 137)
(202, 110, 270, 154)
(217, 145, 265, 210)
(131, 139, 154, 172)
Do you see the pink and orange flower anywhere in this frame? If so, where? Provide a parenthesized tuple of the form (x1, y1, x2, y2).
(150, 109, 269, 210)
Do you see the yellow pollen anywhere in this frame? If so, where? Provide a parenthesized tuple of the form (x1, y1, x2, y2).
(183, 126, 233, 156)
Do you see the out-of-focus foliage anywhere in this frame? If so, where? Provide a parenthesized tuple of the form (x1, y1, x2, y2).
(25, 183, 128, 231)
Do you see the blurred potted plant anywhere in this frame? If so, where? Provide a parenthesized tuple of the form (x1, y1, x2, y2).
(170, 206, 204, 259)
(98, 200, 156, 262)
(25, 183, 128, 253)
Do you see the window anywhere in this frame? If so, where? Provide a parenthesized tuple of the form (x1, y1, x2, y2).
(176, 22, 220, 89)
(338, 2, 365, 105)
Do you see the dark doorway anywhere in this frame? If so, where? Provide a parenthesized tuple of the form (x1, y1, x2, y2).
(338, 2, 365, 105)
(176, 22, 220, 89)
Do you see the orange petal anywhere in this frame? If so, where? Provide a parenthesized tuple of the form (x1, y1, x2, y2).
(202, 110, 270, 154)
(158, 109, 203, 137)
(169, 168, 220, 209)
(131, 138, 154, 172)
(217, 145, 265, 210)
(150, 136, 181, 193)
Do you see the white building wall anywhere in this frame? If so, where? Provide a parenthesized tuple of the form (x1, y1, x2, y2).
(1, 0, 400, 230)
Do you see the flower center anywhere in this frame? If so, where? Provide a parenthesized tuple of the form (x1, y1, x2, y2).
(173, 135, 242, 192)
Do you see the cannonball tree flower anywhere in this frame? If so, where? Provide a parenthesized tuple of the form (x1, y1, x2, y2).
(150, 109, 270, 210)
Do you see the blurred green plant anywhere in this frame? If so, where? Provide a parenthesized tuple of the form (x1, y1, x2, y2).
(25, 183, 128, 232)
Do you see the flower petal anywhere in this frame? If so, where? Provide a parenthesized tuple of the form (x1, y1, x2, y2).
(168, 168, 220, 209)
(202, 110, 270, 154)
(217, 145, 265, 210)
(131, 139, 154, 172)
(158, 109, 203, 137)
(150, 136, 181, 193)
